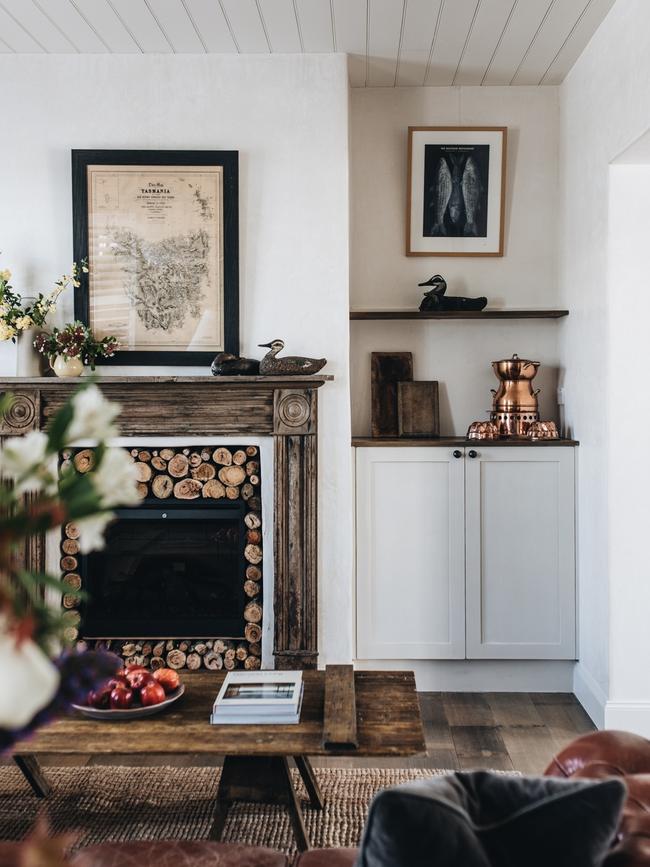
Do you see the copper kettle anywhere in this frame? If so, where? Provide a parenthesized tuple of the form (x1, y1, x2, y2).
(491, 353, 540, 411)
(490, 353, 541, 437)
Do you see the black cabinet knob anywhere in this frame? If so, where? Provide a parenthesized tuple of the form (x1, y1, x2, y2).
(453, 450, 463, 459)
(468, 450, 478, 459)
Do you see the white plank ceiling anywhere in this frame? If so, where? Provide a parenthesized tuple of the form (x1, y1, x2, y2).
(0, 0, 616, 86)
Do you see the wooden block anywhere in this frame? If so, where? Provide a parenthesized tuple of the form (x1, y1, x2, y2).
(322, 664, 358, 749)
(398, 381, 439, 438)
(371, 352, 413, 437)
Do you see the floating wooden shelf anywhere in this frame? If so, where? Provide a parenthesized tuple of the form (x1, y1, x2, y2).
(350, 309, 569, 320)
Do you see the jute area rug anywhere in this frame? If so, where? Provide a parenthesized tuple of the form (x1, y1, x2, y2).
(0, 765, 449, 854)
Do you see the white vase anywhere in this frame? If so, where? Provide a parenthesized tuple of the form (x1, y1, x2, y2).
(51, 355, 84, 378)
(16, 327, 42, 377)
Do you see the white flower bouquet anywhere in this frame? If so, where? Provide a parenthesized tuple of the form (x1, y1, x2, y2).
(0, 383, 139, 747)
(0, 261, 87, 342)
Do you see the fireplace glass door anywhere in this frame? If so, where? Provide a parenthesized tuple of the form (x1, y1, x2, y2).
(81, 503, 247, 638)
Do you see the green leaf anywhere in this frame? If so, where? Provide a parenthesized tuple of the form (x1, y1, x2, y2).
(17, 569, 88, 601)
(46, 400, 74, 453)
(0, 392, 14, 416)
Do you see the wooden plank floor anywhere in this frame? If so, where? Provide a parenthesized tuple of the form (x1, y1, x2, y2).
(5, 693, 594, 776)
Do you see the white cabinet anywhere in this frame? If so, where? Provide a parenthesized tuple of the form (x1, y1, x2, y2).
(355, 445, 576, 661)
(465, 447, 575, 660)
(355, 447, 466, 659)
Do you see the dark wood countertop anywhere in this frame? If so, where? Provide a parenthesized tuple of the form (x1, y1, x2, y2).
(352, 437, 579, 447)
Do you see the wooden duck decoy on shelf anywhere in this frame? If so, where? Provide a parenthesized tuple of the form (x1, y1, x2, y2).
(210, 352, 260, 376)
(258, 339, 327, 376)
(418, 274, 487, 312)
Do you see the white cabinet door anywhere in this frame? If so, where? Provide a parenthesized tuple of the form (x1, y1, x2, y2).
(465, 446, 576, 660)
(356, 447, 465, 659)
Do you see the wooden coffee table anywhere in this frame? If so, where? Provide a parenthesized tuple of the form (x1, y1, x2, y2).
(12, 668, 425, 851)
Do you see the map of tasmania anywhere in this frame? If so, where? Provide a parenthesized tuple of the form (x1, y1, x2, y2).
(109, 228, 210, 333)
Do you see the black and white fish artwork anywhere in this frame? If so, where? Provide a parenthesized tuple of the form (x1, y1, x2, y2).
(423, 144, 489, 238)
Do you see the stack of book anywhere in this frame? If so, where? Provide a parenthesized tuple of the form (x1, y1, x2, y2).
(210, 670, 304, 725)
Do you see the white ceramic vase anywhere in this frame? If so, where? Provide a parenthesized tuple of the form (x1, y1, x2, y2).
(16, 327, 42, 377)
(51, 355, 84, 378)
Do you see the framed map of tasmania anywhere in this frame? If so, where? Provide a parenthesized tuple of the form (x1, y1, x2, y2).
(72, 150, 239, 365)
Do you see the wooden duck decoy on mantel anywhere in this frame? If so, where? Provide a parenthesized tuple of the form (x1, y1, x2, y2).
(258, 339, 327, 376)
(210, 352, 260, 376)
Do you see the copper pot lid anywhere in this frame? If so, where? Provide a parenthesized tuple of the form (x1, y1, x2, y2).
(492, 352, 540, 368)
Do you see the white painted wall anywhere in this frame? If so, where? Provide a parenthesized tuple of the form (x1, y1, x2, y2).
(0, 53, 353, 666)
(558, 0, 650, 729)
(349, 86, 561, 437)
(606, 161, 650, 733)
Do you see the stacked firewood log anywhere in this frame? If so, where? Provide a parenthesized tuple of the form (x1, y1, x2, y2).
(63, 444, 263, 671)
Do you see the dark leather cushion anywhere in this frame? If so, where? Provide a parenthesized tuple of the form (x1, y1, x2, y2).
(0, 843, 21, 867)
(294, 849, 358, 867)
(355, 771, 627, 867)
(69, 840, 288, 867)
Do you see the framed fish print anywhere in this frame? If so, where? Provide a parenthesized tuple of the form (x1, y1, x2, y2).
(72, 149, 239, 365)
(406, 127, 507, 257)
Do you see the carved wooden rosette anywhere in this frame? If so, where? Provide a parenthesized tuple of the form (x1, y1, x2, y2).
(63, 444, 263, 672)
(0, 376, 328, 671)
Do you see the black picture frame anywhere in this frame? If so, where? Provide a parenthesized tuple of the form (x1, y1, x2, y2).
(72, 149, 239, 366)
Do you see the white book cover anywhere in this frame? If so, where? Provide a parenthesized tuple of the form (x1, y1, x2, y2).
(211, 683, 304, 726)
(213, 670, 303, 712)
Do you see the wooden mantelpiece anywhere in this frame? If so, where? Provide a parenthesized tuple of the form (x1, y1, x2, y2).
(0, 375, 332, 670)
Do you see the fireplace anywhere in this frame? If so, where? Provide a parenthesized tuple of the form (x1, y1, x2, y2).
(81, 501, 247, 639)
(0, 375, 327, 669)
(61, 443, 265, 671)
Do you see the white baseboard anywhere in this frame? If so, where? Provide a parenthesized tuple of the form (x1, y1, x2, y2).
(604, 702, 650, 736)
(573, 663, 607, 729)
(354, 659, 575, 692)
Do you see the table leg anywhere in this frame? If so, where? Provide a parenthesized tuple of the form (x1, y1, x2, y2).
(209, 755, 311, 851)
(208, 795, 230, 842)
(13, 755, 52, 798)
(282, 759, 309, 853)
(294, 756, 324, 810)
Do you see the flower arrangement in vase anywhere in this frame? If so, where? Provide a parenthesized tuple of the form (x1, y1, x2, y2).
(0, 383, 140, 751)
(34, 322, 119, 377)
(0, 262, 87, 376)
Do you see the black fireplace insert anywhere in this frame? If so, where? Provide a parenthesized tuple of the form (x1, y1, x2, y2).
(81, 501, 247, 638)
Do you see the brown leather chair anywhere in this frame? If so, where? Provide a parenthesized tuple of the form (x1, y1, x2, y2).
(69, 841, 289, 867)
(545, 730, 650, 867)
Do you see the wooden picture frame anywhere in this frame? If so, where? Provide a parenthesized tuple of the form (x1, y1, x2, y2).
(406, 126, 506, 257)
(72, 149, 239, 366)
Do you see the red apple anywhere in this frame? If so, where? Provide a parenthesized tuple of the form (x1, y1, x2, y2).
(125, 664, 147, 674)
(87, 686, 111, 709)
(126, 670, 154, 690)
(140, 681, 166, 707)
(110, 686, 134, 709)
(153, 668, 180, 694)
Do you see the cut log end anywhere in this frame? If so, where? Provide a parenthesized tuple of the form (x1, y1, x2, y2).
(73, 449, 95, 474)
(213, 447, 233, 466)
(168, 454, 190, 478)
(174, 478, 203, 499)
(203, 479, 226, 499)
(152, 475, 173, 499)
(244, 601, 263, 623)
